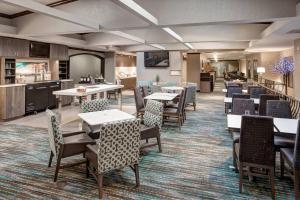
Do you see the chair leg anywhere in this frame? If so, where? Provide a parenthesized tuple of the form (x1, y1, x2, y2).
(48, 151, 54, 168)
(280, 153, 284, 179)
(98, 174, 103, 199)
(233, 143, 237, 173)
(86, 159, 89, 178)
(269, 168, 275, 200)
(294, 169, 299, 200)
(193, 102, 196, 111)
(134, 164, 140, 188)
(54, 154, 62, 182)
(157, 136, 162, 153)
(239, 163, 243, 193)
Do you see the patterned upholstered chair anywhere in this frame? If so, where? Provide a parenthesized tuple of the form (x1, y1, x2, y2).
(248, 86, 266, 98)
(46, 109, 95, 182)
(232, 99, 255, 115)
(134, 87, 145, 118)
(85, 119, 141, 199)
(258, 94, 280, 116)
(185, 86, 197, 111)
(234, 115, 275, 199)
(232, 93, 250, 100)
(280, 120, 300, 199)
(140, 99, 164, 152)
(81, 99, 109, 139)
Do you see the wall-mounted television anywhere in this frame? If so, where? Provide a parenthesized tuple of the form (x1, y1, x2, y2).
(29, 41, 50, 58)
(144, 51, 169, 67)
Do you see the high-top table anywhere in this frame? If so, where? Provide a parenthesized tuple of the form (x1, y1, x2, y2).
(227, 114, 298, 134)
(53, 84, 124, 123)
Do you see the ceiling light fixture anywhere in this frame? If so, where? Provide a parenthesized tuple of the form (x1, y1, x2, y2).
(150, 44, 166, 50)
(184, 43, 193, 49)
(162, 27, 183, 42)
(117, 0, 158, 25)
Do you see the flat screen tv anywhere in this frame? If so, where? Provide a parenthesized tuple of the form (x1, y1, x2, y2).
(144, 51, 169, 67)
(29, 41, 50, 58)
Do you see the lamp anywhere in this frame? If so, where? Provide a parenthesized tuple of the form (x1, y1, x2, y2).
(256, 67, 265, 83)
(257, 67, 266, 74)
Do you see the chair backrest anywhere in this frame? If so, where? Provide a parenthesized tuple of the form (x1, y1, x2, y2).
(258, 94, 280, 116)
(142, 86, 149, 97)
(177, 88, 187, 114)
(248, 86, 266, 98)
(144, 99, 163, 129)
(137, 80, 153, 93)
(239, 115, 275, 167)
(46, 109, 64, 158)
(266, 100, 292, 119)
(232, 99, 255, 115)
(232, 93, 250, 100)
(134, 87, 144, 111)
(185, 86, 196, 104)
(81, 99, 109, 113)
(227, 86, 242, 97)
(293, 120, 300, 169)
(97, 119, 140, 173)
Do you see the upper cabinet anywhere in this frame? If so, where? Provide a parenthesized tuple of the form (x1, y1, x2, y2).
(0, 37, 29, 58)
(50, 44, 69, 60)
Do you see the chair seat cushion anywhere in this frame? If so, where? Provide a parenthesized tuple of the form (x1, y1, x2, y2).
(232, 132, 240, 144)
(280, 148, 294, 166)
(274, 136, 295, 149)
(63, 133, 95, 158)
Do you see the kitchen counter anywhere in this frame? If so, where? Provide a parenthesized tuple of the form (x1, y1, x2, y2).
(0, 84, 26, 88)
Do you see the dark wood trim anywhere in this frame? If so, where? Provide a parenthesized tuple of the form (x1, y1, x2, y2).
(0, 0, 78, 19)
(69, 47, 105, 54)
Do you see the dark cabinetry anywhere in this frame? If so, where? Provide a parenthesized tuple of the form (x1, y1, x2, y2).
(4, 59, 16, 84)
(59, 60, 70, 80)
(25, 81, 61, 114)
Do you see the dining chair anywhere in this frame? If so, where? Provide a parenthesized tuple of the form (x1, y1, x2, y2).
(85, 119, 140, 199)
(140, 99, 164, 152)
(142, 86, 150, 97)
(280, 120, 300, 200)
(234, 115, 275, 199)
(226, 86, 242, 97)
(266, 100, 292, 119)
(258, 94, 280, 116)
(46, 109, 95, 182)
(232, 99, 255, 115)
(81, 99, 109, 139)
(163, 88, 187, 130)
(134, 87, 145, 118)
(248, 86, 266, 98)
(185, 85, 197, 111)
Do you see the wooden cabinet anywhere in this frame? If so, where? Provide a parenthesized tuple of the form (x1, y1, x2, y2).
(50, 44, 69, 60)
(59, 60, 70, 80)
(0, 85, 25, 120)
(0, 37, 29, 57)
(60, 80, 74, 106)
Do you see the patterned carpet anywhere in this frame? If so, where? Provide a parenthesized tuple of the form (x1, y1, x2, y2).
(0, 80, 296, 200)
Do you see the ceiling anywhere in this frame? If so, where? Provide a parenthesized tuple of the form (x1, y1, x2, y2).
(0, 0, 300, 59)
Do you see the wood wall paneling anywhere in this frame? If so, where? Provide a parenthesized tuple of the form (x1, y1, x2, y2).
(50, 44, 69, 60)
(0, 37, 29, 57)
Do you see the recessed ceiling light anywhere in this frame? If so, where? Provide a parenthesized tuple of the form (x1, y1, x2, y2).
(162, 27, 183, 42)
(117, 0, 158, 25)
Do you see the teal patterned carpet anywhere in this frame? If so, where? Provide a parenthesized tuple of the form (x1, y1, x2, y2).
(0, 80, 296, 199)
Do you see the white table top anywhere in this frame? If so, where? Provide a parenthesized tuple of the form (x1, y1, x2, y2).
(224, 97, 260, 104)
(144, 92, 179, 101)
(161, 86, 184, 90)
(53, 84, 124, 97)
(227, 114, 298, 134)
(222, 89, 248, 93)
(78, 109, 135, 126)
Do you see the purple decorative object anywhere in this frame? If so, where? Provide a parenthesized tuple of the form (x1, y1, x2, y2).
(272, 58, 294, 74)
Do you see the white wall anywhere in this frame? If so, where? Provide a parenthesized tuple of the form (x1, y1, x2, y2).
(136, 51, 182, 84)
(70, 54, 101, 83)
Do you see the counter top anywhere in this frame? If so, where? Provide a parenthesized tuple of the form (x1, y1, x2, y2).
(0, 84, 26, 88)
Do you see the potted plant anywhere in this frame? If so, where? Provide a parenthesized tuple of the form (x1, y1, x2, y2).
(272, 58, 294, 95)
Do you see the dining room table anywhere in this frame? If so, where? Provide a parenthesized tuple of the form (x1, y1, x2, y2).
(227, 114, 298, 134)
(224, 97, 260, 105)
(144, 92, 179, 101)
(161, 86, 184, 93)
